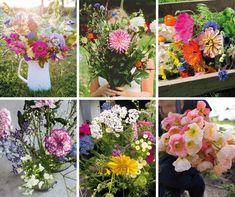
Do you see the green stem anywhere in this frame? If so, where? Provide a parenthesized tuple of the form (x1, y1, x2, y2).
(120, 0, 124, 9)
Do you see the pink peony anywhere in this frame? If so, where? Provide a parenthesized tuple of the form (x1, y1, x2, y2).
(0, 108, 12, 139)
(175, 13, 194, 43)
(31, 100, 56, 109)
(32, 40, 48, 58)
(44, 129, 72, 157)
(168, 134, 187, 157)
(108, 29, 131, 53)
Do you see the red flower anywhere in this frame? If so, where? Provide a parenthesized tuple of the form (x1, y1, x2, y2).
(183, 40, 202, 66)
(86, 32, 97, 42)
(179, 70, 190, 78)
(79, 124, 91, 138)
(80, 24, 88, 33)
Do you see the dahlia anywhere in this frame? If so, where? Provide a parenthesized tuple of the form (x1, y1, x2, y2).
(183, 40, 202, 66)
(107, 155, 139, 176)
(0, 108, 12, 139)
(108, 29, 131, 53)
(175, 13, 194, 43)
(198, 27, 223, 58)
(32, 40, 48, 58)
(44, 129, 72, 157)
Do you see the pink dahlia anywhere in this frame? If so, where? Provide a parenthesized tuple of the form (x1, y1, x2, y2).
(0, 108, 12, 139)
(44, 129, 72, 157)
(108, 29, 131, 53)
(175, 13, 194, 43)
(31, 100, 56, 109)
(32, 40, 48, 58)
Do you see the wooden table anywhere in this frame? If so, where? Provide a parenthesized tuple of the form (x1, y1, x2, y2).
(159, 70, 235, 97)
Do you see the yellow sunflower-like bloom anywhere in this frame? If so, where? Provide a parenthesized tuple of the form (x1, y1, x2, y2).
(107, 155, 139, 176)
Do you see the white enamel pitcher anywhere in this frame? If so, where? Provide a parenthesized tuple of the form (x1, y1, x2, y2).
(18, 59, 51, 91)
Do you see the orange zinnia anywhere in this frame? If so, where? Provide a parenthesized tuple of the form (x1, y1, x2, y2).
(183, 41, 202, 66)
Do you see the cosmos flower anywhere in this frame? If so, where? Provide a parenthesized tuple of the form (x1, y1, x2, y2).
(44, 129, 72, 157)
(108, 29, 131, 53)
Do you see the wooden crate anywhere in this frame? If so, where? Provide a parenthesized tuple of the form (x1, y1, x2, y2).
(159, 0, 235, 96)
(159, 70, 235, 97)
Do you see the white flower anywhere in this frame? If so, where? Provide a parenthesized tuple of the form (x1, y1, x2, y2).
(228, 45, 235, 59)
(38, 181, 44, 189)
(24, 175, 39, 188)
(173, 157, 191, 172)
(90, 121, 102, 139)
(38, 164, 45, 172)
(125, 109, 139, 124)
(129, 16, 145, 30)
(21, 155, 32, 162)
(141, 142, 149, 149)
(150, 20, 156, 34)
(44, 173, 53, 180)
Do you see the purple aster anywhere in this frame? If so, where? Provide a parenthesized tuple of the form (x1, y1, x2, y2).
(218, 69, 229, 81)
(80, 136, 94, 155)
(204, 21, 220, 31)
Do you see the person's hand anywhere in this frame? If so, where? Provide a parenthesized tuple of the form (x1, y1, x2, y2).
(94, 84, 117, 97)
(111, 87, 132, 97)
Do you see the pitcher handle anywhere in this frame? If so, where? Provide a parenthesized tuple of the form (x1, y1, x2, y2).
(18, 58, 27, 83)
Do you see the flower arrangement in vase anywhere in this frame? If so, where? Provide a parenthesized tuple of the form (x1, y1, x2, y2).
(159, 4, 235, 80)
(0, 100, 77, 195)
(1, 3, 76, 91)
(79, 101, 156, 197)
(80, 3, 156, 89)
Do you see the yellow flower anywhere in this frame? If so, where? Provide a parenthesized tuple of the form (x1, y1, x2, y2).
(160, 65, 167, 80)
(107, 155, 139, 176)
(27, 46, 35, 59)
(168, 51, 180, 66)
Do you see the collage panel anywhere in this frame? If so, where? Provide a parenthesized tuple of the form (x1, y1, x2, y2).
(0, 100, 77, 197)
(79, 0, 156, 97)
(158, 0, 235, 97)
(159, 99, 235, 197)
(79, 100, 156, 196)
(0, 0, 77, 97)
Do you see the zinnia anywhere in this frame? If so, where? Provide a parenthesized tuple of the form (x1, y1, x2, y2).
(183, 40, 202, 66)
(107, 155, 139, 176)
(32, 40, 48, 58)
(175, 13, 194, 43)
(0, 108, 12, 139)
(44, 129, 72, 157)
(108, 29, 131, 53)
(198, 27, 223, 58)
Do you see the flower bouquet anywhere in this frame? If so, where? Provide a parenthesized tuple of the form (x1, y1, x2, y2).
(79, 101, 156, 197)
(159, 4, 235, 80)
(159, 101, 235, 175)
(80, 3, 156, 89)
(0, 100, 77, 195)
(0, 3, 76, 91)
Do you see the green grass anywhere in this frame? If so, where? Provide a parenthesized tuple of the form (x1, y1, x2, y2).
(159, 0, 197, 3)
(0, 40, 77, 97)
(79, 35, 156, 97)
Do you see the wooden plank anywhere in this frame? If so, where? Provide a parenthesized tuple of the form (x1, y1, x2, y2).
(159, 0, 235, 18)
(159, 70, 235, 97)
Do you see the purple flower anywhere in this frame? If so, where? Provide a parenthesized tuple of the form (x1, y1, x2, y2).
(24, 55, 31, 61)
(3, 17, 11, 26)
(31, 100, 56, 109)
(49, 33, 66, 47)
(112, 12, 118, 17)
(179, 58, 190, 71)
(142, 131, 155, 143)
(94, 3, 100, 8)
(80, 136, 94, 155)
(27, 32, 36, 39)
(101, 102, 113, 112)
(70, 143, 77, 157)
(44, 129, 72, 157)
(66, 20, 75, 25)
(218, 69, 229, 81)
(112, 149, 122, 156)
(204, 21, 220, 31)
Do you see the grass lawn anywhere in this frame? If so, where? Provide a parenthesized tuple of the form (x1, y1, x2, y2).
(79, 35, 156, 97)
(0, 40, 77, 97)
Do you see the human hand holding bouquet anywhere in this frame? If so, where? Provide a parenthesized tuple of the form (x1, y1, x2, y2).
(159, 101, 235, 175)
(0, 100, 77, 195)
(79, 101, 156, 197)
(80, 3, 156, 90)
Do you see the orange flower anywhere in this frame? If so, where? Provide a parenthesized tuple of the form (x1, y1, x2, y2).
(134, 61, 144, 69)
(183, 41, 202, 66)
(158, 35, 166, 43)
(164, 15, 176, 26)
(173, 41, 183, 50)
(86, 32, 97, 42)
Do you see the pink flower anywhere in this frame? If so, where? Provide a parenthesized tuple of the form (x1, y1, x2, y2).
(44, 129, 72, 157)
(0, 108, 12, 139)
(132, 123, 138, 141)
(79, 124, 91, 138)
(137, 120, 154, 128)
(161, 113, 182, 131)
(197, 101, 210, 116)
(108, 29, 131, 53)
(175, 13, 194, 43)
(32, 40, 48, 58)
(197, 161, 213, 172)
(146, 148, 155, 163)
(31, 100, 56, 109)
(8, 41, 26, 55)
(203, 122, 218, 141)
(168, 134, 187, 157)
